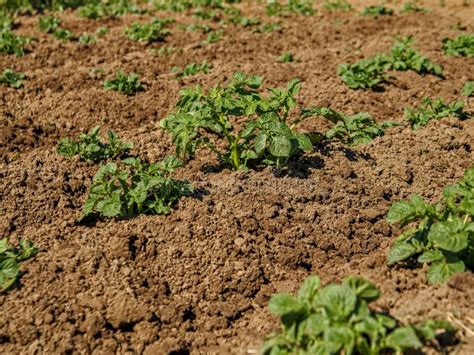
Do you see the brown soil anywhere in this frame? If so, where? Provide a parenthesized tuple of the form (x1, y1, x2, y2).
(1, 0, 473, 354)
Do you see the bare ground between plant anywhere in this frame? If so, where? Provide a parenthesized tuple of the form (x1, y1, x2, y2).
(0, 1, 473, 354)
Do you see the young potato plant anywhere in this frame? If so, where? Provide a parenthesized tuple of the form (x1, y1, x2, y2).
(402, 2, 428, 13)
(278, 52, 294, 63)
(161, 72, 313, 170)
(463, 81, 474, 97)
(0, 10, 13, 31)
(361, 5, 394, 17)
(0, 28, 30, 56)
(442, 34, 474, 57)
(202, 29, 223, 45)
(125, 18, 174, 43)
(38, 15, 61, 33)
(323, 0, 353, 11)
(57, 126, 133, 163)
(262, 275, 453, 354)
(0, 68, 26, 88)
(104, 70, 143, 95)
(1, 238, 38, 292)
(308, 107, 398, 146)
(83, 156, 192, 219)
(173, 60, 211, 79)
(337, 54, 389, 89)
(253, 22, 282, 33)
(266, 0, 315, 17)
(387, 167, 474, 284)
(405, 97, 469, 129)
(77, 3, 108, 19)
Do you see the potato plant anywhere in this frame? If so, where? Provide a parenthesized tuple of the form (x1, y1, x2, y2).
(0, 238, 38, 292)
(0, 68, 26, 88)
(387, 167, 474, 284)
(125, 18, 174, 43)
(463, 81, 474, 97)
(402, 2, 428, 13)
(173, 60, 211, 79)
(262, 275, 453, 354)
(361, 5, 394, 17)
(103, 70, 143, 95)
(57, 126, 133, 163)
(404, 97, 469, 129)
(0, 28, 30, 56)
(337, 55, 389, 89)
(323, 0, 352, 11)
(442, 34, 474, 57)
(278, 52, 294, 63)
(161, 72, 314, 170)
(83, 156, 192, 219)
(266, 0, 315, 17)
(38, 15, 61, 33)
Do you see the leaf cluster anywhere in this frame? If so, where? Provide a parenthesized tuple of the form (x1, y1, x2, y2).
(160, 72, 313, 170)
(38, 15, 61, 33)
(1, 238, 38, 292)
(361, 5, 394, 17)
(103, 70, 143, 95)
(202, 29, 223, 44)
(402, 2, 428, 13)
(173, 60, 211, 78)
(125, 18, 174, 43)
(0, 28, 30, 56)
(387, 167, 474, 284)
(83, 156, 192, 219)
(278, 52, 294, 63)
(442, 34, 474, 57)
(404, 97, 469, 129)
(77, 0, 145, 19)
(266, 0, 315, 17)
(262, 275, 453, 354)
(463, 81, 474, 97)
(0, 10, 13, 31)
(309, 107, 398, 146)
(322, 0, 352, 11)
(0, 68, 26, 88)
(57, 126, 133, 163)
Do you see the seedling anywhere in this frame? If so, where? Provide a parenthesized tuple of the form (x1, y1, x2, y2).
(463, 81, 474, 97)
(173, 60, 211, 78)
(53, 28, 75, 41)
(202, 29, 223, 45)
(125, 18, 174, 43)
(96, 26, 109, 37)
(253, 22, 282, 33)
(323, 0, 353, 11)
(338, 54, 389, 89)
(402, 2, 428, 13)
(361, 5, 394, 17)
(405, 97, 469, 129)
(0, 29, 30, 56)
(225, 10, 261, 27)
(278, 52, 294, 63)
(263, 275, 454, 353)
(442, 34, 474, 57)
(79, 34, 96, 44)
(104, 70, 143, 95)
(38, 15, 61, 33)
(0, 68, 26, 88)
(309, 107, 398, 146)
(180, 23, 212, 33)
(266, 0, 315, 17)
(77, 3, 108, 19)
(0, 11, 13, 31)
(161, 72, 314, 170)
(387, 167, 474, 284)
(57, 126, 133, 163)
(83, 156, 192, 219)
(0, 238, 38, 292)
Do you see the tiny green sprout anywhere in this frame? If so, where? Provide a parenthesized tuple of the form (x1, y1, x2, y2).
(96, 26, 109, 37)
(405, 97, 469, 129)
(104, 70, 143, 95)
(0, 29, 30, 56)
(323, 0, 353, 11)
(387, 167, 474, 284)
(362, 5, 394, 17)
(57, 126, 133, 163)
(77, 3, 108, 20)
(442, 34, 474, 57)
(278, 52, 294, 63)
(266, 0, 316, 17)
(253, 22, 282, 33)
(463, 81, 474, 97)
(82, 156, 192, 219)
(79, 34, 96, 44)
(125, 18, 174, 43)
(53, 28, 75, 41)
(225, 10, 261, 27)
(38, 15, 61, 33)
(180, 23, 212, 33)
(0, 68, 26, 88)
(154, 45, 175, 56)
(402, 2, 428, 13)
(173, 60, 211, 79)
(202, 29, 223, 45)
(1, 238, 38, 292)
(263, 275, 454, 353)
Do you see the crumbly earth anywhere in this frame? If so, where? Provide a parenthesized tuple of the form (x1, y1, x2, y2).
(1, 0, 473, 354)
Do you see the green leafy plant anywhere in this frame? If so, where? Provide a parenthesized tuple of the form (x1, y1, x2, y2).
(96, 26, 109, 37)
(53, 28, 75, 41)
(0, 10, 13, 31)
(253, 22, 282, 33)
(173, 60, 210, 78)
(404, 97, 469, 129)
(262, 275, 454, 354)
(0, 29, 30, 56)
(161, 72, 314, 170)
(83, 156, 191, 219)
(38, 15, 61, 33)
(278, 52, 294, 63)
(0, 68, 26, 88)
(266, 0, 315, 16)
(402, 2, 428, 13)
(125, 18, 174, 43)
(387, 167, 474, 284)
(79, 33, 96, 44)
(1, 238, 38, 292)
(361, 5, 394, 17)
(77, 3, 108, 19)
(442, 34, 474, 57)
(57, 126, 133, 163)
(337, 54, 389, 89)
(103, 70, 143, 95)
(308, 107, 398, 146)
(202, 29, 223, 44)
(463, 81, 474, 97)
(323, 0, 352, 11)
